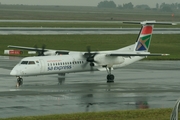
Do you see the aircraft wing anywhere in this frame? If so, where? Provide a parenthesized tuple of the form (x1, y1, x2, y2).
(8, 45, 69, 55)
(8, 45, 48, 52)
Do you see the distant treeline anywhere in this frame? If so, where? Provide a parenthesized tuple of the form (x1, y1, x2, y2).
(97, 1, 180, 12)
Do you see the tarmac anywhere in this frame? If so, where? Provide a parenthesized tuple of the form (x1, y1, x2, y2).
(0, 56, 180, 118)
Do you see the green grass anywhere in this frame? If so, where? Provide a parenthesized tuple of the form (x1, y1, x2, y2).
(1, 34, 180, 60)
(0, 108, 173, 120)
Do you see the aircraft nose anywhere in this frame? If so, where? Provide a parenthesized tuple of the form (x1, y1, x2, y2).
(10, 69, 17, 76)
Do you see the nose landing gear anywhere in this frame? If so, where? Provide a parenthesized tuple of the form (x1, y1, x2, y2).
(106, 67, 115, 83)
(16, 76, 23, 87)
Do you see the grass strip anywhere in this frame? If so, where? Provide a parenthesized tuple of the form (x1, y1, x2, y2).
(1, 34, 180, 60)
(0, 108, 173, 120)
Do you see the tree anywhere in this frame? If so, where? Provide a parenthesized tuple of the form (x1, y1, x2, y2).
(123, 2, 134, 9)
(161, 6, 172, 12)
(160, 2, 173, 12)
(135, 4, 150, 10)
(156, 3, 159, 9)
(117, 4, 123, 9)
(178, 3, 180, 9)
(97, 1, 116, 8)
(160, 2, 166, 9)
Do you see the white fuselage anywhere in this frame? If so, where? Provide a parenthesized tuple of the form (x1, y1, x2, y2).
(10, 53, 144, 76)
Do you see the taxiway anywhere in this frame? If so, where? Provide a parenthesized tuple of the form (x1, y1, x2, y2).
(0, 56, 179, 118)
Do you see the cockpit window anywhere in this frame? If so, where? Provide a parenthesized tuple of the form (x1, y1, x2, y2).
(21, 61, 28, 64)
(28, 61, 35, 64)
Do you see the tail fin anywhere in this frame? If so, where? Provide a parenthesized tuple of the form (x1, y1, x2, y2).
(134, 25, 153, 52)
(123, 21, 176, 52)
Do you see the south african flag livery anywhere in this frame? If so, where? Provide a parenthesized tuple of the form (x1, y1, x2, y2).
(135, 25, 153, 51)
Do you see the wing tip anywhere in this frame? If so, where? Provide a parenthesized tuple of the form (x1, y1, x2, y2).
(7, 45, 12, 48)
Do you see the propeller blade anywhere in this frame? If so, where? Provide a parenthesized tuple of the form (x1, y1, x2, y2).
(41, 44, 46, 56)
(83, 46, 98, 73)
(34, 44, 46, 56)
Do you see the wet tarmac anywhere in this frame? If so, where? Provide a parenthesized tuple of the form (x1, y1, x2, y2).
(0, 56, 180, 118)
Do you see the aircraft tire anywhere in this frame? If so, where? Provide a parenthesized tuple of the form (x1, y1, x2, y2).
(107, 74, 114, 83)
(17, 78, 23, 86)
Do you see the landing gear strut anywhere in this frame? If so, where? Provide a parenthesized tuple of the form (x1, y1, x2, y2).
(58, 73, 65, 85)
(16, 76, 23, 87)
(106, 67, 115, 83)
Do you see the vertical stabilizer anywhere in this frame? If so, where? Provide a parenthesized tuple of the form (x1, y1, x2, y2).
(134, 25, 153, 52)
(123, 20, 176, 52)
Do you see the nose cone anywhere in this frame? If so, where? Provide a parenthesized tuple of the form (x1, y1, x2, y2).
(10, 69, 17, 76)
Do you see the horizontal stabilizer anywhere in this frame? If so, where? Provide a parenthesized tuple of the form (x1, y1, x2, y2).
(108, 53, 169, 56)
(123, 21, 176, 25)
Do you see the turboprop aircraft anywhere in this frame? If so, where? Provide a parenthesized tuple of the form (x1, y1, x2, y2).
(9, 21, 174, 87)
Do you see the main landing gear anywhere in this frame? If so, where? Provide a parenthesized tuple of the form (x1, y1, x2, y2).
(106, 67, 114, 83)
(16, 76, 23, 87)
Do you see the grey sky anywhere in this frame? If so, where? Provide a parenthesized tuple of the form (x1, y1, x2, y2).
(1, 0, 180, 8)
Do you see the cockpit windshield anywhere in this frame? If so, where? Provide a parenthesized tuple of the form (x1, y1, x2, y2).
(21, 61, 28, 64)
(20, 61, 35, 65)
(28, 61, 35, 64)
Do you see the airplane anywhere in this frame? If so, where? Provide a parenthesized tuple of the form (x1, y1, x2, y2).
(9, 21, 174, 87)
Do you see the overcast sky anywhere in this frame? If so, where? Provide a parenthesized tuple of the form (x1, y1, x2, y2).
(1, 0, 180, 8)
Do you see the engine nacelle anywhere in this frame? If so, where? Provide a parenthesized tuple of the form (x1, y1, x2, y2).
(94, 54, 124, 66)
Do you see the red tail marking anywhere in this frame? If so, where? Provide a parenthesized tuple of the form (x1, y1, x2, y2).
(141, 26, 153, 34)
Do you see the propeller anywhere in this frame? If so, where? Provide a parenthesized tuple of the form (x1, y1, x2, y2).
(83, 46, 98, 71)
(34, 44, 46, 56)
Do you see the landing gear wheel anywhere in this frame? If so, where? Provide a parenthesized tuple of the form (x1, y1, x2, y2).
(107, 74, 114, 83)
(16, 77, 23, 87)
